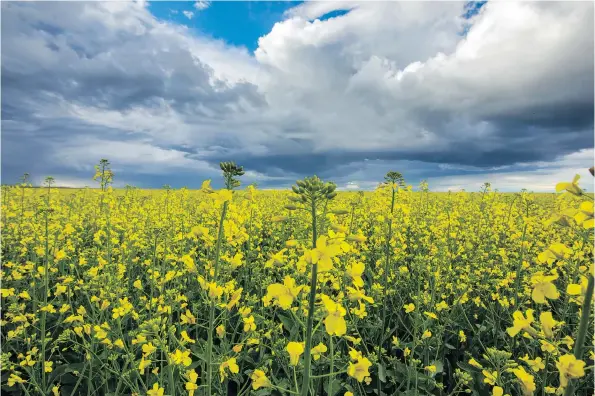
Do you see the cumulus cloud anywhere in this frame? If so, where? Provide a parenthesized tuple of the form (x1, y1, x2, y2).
(1, 1, 593, 190)
(194, 1, 211, 11)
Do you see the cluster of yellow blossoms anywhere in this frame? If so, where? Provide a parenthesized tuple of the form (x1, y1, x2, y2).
(0, 167, 592, 395)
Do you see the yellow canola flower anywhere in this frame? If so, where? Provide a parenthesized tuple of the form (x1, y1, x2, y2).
(346, 286, 374, 303)
(44, 361, 54, 373)
(574, 201, 594, 228)
(345, 262, 365, 288)
(142, 342, 157, 356)
(424, 311, 438, 320)
(180, 309, 196, 325)
(520, 355, 545, 372)
(169, 349, 192, 367)
(311, 342, 328, 361)
(263, 276, 303, 310)
(507, 309, 537, 338)
(201, 179, 213, 193)
(537, 243, 571, 265)
(555, 174, 582, 196)
(207, 282, 224, 300)
(286, 342, 305, 366)
(307, 236, 342, 273)
(321, 295, 347, 336)
(556, 354, 585, 389)
(539, 312, 561, 339)
(214, 189, 233, 203)
(139, 357, 152, 371)
(347, 356, 372, 382)
(530, 272, 559, 304)
(180, 331, 195, 344)
(482, 370, 497, 385)
(492, 386, 510, 396)
(251, 369, 271, 390)
(219, 358, 239, 382)
(226, 287, 243, 310)
(243, 315, 256, 332)
(147, 383, 164, 396)
(511, 366, 536, 396)
(567, 275, 588, 304)
(8, 373, 26, 386)
(216, 325, 226, 338)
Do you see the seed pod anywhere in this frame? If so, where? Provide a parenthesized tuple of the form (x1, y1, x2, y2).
(326, 192, 337, 200)
(296, 180, 306, 188)
(331, 209, 349, 215)
(284, 204, 297, 211)
(272, 215, 288, 223)
(291, 186, 300, 194)
(285, 239, 298, 247)
(330, 224, 348, 233)
(288, 195, 301, 202)
(346, 234, 367, 242)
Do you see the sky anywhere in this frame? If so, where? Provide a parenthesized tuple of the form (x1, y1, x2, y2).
(1, 1, 594, 191)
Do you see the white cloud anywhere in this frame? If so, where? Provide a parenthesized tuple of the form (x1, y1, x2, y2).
(427, 149, 595, 192)
(344, 181, 360, 190)
(2, 1, 593, 189)
(194, 1, 210, 11)
(182, 10, 194, 20)
(52, 137, 217, 176)
(31, 175, 130, 189)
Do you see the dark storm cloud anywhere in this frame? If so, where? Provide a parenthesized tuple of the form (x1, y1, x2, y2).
(1, 1, 593, 190)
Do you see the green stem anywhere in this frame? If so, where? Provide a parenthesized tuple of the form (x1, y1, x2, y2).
(328, 336, 334, 396)
(205, 200, 229, 395)
(300, 199, 319, 396)
(311, 370, 347, 379)
(563, 274, 594, 396)
(378, 187, 396, 396)
(40, 210, 50, 391)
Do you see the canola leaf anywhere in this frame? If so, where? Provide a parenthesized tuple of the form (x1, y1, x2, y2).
(277, 312, 298, 335)
(378, 362, 387, 383)
(190, 346, 207, 363)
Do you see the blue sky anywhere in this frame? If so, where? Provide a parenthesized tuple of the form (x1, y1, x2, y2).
(1, 1, 593, 191)
(148, 1, 302, 52)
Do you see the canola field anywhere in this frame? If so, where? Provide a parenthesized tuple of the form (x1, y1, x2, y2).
(1, 162, 593, 396)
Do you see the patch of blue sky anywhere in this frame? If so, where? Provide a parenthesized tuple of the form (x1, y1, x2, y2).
(148, 1, 302, 53)
(460, 1, 487, 36)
